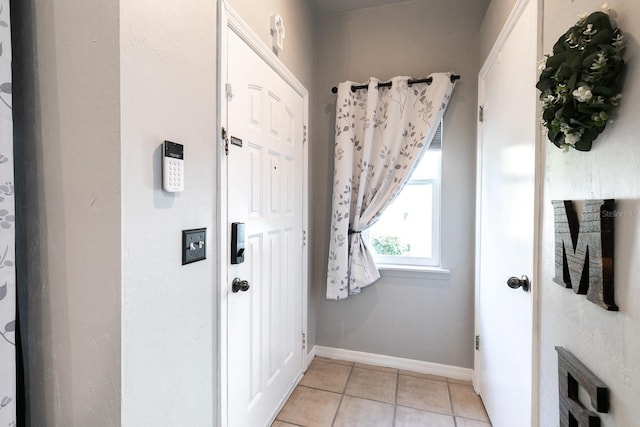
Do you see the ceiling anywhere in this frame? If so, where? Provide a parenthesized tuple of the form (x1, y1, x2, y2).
(312, 0, 415, 16)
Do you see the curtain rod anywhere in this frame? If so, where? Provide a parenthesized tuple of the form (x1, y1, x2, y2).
(331, 74, 460, 94)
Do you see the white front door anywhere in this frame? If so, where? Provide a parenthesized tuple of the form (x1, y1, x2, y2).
(475, 0, 538, 426)
(225, 27, 305, 427)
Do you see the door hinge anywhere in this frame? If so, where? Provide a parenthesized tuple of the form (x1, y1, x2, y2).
(221, 126, 229, 156)
(475, 335, 480, 351)
(303, 125, 307, 144)
(478, 106, 484, 123)
(225, 82, 233, 100)
(302, 230, 307, 247)
(302, 333, 307, 350)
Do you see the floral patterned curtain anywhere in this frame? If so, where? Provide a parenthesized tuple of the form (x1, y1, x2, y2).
(0, 0, 16, 424)
(326, 73, 456, 300)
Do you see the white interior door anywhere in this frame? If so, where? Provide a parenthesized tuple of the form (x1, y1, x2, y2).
(475, 0, 538, 426)
(225, 28, 305, 427)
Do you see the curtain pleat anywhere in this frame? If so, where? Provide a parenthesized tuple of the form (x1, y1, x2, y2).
(326, 73, 456, 300)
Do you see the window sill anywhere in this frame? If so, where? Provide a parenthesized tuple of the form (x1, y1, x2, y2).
(377, 264, 451, 281)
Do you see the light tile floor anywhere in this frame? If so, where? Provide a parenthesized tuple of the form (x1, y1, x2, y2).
(274, 357, 492, 427)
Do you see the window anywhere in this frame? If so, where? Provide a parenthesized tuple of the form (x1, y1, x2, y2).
(367, 123, 442, 268)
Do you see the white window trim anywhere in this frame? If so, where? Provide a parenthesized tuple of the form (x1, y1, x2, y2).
(377, 264, 450, 281)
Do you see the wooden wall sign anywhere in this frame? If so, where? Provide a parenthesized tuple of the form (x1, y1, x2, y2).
(556, 347, 609, 427)
(552, 200, 617, 311)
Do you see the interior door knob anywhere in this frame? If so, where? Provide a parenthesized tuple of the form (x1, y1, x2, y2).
(232, 277, 250, 293)
(507, 275, 530, 292)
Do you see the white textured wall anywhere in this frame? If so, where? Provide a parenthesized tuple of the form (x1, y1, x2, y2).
(19, 0, 122, 425)
(539, 1, 640, 426)
(120, 0, 217, 425)
(16, 0, 312, 424)
(313, 0, 489, 368)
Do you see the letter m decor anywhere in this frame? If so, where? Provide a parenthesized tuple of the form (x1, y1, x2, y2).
(552, 200, 617, 311)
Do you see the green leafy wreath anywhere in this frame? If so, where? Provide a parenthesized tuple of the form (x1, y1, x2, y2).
(536, 7, 626, 152)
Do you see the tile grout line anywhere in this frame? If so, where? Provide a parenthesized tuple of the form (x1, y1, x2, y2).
(330, 393, 345, 427)
(295, 384, 346, 395)
(448, 381, 458, 427)
(392, 370, 399, 427)
(330, 361, 354, 427)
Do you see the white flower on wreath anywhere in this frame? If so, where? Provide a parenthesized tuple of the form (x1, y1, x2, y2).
(537, 55, 549, 71)
(564, 133, 581, 146)
(561, 123, 583, 149)
(577, 12, 589, 24)
(573, 86, 593, 102)
(542, 95, 555, 108)
(583, 23, 598, 36)
(590, 52, 608, 71)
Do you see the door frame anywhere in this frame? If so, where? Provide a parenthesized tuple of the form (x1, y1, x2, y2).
(473, 0, 543, 425)
(216, 2, 310, 426)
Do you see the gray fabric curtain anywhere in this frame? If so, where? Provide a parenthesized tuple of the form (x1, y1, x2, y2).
(0, 0, 16, 425)
(326, 73, 456, 300)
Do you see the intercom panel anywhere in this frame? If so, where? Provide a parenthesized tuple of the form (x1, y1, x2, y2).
(163, 140, 184, 192)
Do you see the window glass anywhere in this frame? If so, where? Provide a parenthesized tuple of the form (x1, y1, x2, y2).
(368, 124, 442, 267)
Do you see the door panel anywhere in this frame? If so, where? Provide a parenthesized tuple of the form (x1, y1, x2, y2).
(476, 1, 537, 426)
(226, 29, 304, 427)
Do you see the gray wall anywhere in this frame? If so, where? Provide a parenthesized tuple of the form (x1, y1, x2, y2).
(15, 0, 122, 425)
(478, 0, 518, 63)
(538, 0, 640, 425)
(312, 0, 489, 369)
(227, 0, 315, 89)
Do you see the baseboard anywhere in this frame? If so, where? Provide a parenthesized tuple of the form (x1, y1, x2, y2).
(313, 345, 473, 382)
